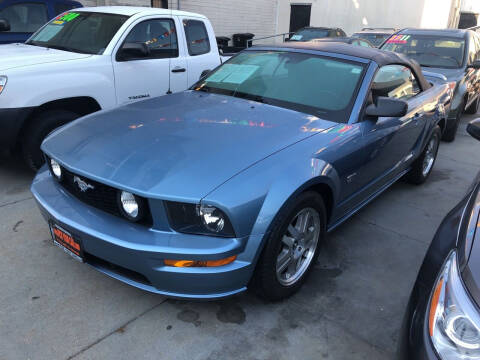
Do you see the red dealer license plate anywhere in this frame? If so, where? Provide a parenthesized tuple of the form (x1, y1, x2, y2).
(50, 223, 83, 262)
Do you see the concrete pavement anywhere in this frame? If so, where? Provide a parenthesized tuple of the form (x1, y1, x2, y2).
(1, 112, 479, 360)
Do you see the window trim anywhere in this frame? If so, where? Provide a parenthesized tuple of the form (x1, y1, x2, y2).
(183, 19, 211, 56)
(115, 17, 179, 62)
(0, 1, 48, 34)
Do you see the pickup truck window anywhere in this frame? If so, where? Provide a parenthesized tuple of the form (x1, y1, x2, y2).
(124, 19, 178, 59)
(183, 19, 210, 56)
(194, 50, 365, 122)
(27, 12, 128, 55)
(0, 2, 48, 33)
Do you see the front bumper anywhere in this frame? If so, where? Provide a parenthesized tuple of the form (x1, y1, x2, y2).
(0, 107, 33, 152)
(31, 168, 259, 299)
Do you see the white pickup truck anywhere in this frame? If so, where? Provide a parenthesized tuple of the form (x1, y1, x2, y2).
(0, 6, 229, 169)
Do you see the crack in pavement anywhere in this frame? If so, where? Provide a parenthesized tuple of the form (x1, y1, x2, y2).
(67, 299, 168, 360)
(0, 196, 33, 208)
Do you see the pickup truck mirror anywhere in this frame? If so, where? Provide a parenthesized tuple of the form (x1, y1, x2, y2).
(467, 60, 480, 70)
(365, 96, 408, 118)
(199, 70, 211, 80)
(467, 118, 480, 141)
(117, 42, 150, 61)
(0, 19, 10, 32)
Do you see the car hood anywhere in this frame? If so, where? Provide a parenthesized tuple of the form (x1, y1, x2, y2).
(0, 43, 91, 71)
(421, 66, 465, 83)
(42, 91, 337, 200)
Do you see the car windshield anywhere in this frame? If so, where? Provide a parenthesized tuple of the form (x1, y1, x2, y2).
(352, 33, 390, 47)
(194, 51, 365, 122)
(382, 34, 466, 69)
(26, 12, 128, 55)
(290, 28, 330, 41)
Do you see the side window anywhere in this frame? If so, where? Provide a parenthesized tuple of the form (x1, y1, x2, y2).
(360, 41, 371, 47)
(124, 18, 178, 59)
(468, 35, 477, 63)
(0, 2, 48, 32)
(475, 34, 480, 61)
(183, 19, 210, 56)
(372, 65, 421, 101)
(55, 3, 79, 16)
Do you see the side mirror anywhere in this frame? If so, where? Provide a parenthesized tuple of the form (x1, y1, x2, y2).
(117, 42, 150, 61)
(199, 70, 211, 80)
(467, 60, 480, 70)
(467, 118, 480, 141)
(365, 96, 408, 118)
(0, 19, 10, 32)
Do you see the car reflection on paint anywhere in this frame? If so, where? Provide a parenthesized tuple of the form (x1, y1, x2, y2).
(32, 42, 451, 300)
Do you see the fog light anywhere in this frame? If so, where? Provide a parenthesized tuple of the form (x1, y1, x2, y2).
(164, 255, 237, 267)
(50, 158, 62, 180)
(119, 191, 141, 221)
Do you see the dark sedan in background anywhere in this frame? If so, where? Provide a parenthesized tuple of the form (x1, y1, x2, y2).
(288, 26, 346, 41)
(398, 118, 480, 360)
(310, 36, 374, 47)
(382, 28, 480, 141)
(352, 27, 397, 47)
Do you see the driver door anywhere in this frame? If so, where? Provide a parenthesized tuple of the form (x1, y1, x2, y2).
(112, 16, 188, 105)
(358, 65, 427, 197)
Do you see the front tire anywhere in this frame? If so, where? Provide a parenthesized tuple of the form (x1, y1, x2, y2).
(406, 125, 441, 185)
(252, 191, 326, 301)
(22, 110, 80, 171)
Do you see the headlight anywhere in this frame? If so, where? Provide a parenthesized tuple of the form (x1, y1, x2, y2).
(118, 191, 145, 222)
(0, 76, 7, 94)
(49, 158, 62, 180)
(165, 202, 236, 237)
(429, 251, 480, 359)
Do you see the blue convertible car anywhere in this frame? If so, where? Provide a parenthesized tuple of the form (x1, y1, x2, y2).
(32, 43, 451, 300)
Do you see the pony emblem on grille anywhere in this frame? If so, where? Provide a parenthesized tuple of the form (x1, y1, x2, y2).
(73, 176, 95, 192)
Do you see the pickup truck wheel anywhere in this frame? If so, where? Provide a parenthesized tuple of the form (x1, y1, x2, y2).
(406, 125, 441, 185)
(251, 191, 326, 301)
(22, 110, 80, 171)
(465, 96, 479, 115)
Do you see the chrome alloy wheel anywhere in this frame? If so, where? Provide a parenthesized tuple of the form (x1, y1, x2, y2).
(276, 207, 321, 286)
(422, 134, 439, 177)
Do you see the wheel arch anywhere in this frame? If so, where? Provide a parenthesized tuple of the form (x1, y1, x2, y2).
(16, 96, 102, 147)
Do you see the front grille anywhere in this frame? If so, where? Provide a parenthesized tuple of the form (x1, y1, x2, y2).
(46, 157, 153, 227)
(61, 168, 122, 217)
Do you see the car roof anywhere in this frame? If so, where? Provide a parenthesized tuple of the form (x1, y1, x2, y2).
(77, 6, 206, 18)
(354, 28, 396, 34)
(249, 42, 431, 89)
(299, 26, 342, 31)
(398, 28, 468, 38)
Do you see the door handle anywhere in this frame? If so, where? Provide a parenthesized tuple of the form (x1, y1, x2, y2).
(172, 67, 186, 73)
(413, 112, 423, 125)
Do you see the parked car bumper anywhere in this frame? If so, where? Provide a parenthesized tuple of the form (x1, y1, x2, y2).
(31, 168, 257, 299)
(0, 107, 33, 152)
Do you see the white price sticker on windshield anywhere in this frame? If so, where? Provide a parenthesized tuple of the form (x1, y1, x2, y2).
(207, 64, 259, 84)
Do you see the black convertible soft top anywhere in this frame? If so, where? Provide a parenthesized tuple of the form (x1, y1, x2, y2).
(249, 42, 432, 90)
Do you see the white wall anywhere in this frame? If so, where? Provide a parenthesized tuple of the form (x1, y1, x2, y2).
(461, 0, 480, 13)
(277, 0, 455, 37)
(78, 0, 279, 40)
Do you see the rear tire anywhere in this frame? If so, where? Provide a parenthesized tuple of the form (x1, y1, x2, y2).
(22, 110, 80, 171)
(251, 191, 326, 301)
(465, 96, 479, 115)
(406, 125, 441, 185)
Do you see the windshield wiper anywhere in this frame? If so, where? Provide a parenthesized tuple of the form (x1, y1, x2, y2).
(45, 45, 90, 54)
